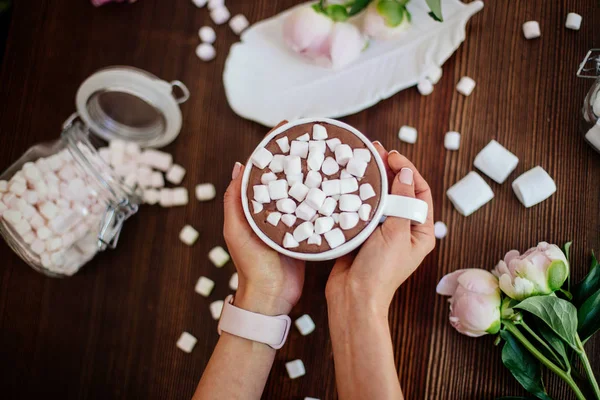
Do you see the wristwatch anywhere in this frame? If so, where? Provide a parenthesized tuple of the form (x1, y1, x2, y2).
(217, 295, 291, 349)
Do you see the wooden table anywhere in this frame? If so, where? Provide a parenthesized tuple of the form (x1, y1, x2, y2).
(0, 1, 599, 399)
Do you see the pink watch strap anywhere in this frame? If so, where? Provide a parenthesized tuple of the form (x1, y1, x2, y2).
(217, 295, 291, 349)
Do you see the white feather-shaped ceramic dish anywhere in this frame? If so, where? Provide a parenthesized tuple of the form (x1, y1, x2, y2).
(223, 0, 484, 127)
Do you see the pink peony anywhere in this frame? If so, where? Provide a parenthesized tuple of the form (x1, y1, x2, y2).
(363, 2, 410, 40)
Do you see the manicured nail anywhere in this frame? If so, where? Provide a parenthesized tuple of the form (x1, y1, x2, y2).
(372, 141, 382, 146)
(232, 162, 242, 180)
(388, 150, 400, 156)
(399, 167, 413, 185)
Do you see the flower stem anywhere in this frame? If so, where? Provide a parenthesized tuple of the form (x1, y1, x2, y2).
(503, 322, 587, 400)
(518, 320, 568, 371)
(576, 334, 600, 399)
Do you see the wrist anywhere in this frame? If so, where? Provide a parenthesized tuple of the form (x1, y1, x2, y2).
(234, 286, 294, 316)
(326, 280, 391, 324)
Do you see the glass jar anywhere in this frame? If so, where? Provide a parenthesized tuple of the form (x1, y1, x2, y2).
(0, 66, 189, 277)
(579, 49, 600, 152)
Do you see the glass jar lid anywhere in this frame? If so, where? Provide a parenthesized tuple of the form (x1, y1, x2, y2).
(76, 66, 189, 148)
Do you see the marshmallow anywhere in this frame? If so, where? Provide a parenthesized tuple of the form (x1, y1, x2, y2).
(322, 179, 341, 196)
(211, 6, 231, 25)
(321, 157, 340, 176)
(14, 219, 32, 236)
(512, 166, 556, 208)
(46, 237, 63, 252)
(296, 202, 317, 221)
(456, 76, 476, 96)
(339, 212, 359, 230)
(98, 148, 111, 164)
(0, 201, 6, 216)
(318, 197, 337, 216)
(297, 133, 310, 142)
(229, 273, 239, 291)
(180, 225, 200, 246)
(304, 170, 322, 189)
(353, 148, 371, 163)
(446, 172, 494, 216)
(210, 300, 224, 320)
(324, 228, 346, 249)
(209, 246, 230, 267)
(177, 332, 198, 353)
(261, 172, 278, 185)
(339, 194, 362, 212)
(473, 140, 519, 184)
(196, 43, 216, 61)
(251, 147, 274, 169)
(285, 359, 306, 379)
(253, 185, 270, 203)
(199, 26, 216, 43)
(290, 141, 309, 158)
(335, 144, 353, 166)
(9, 181, 26, 196)
(17, 200, 36, 219)
(143, 189, 159, 205)
(276, 137, 290, 153)
(166, 164, 186, 185)
(207, 0, 223, 9)
(293, 221, 314, 242)
(307, 234, 322, 246)
(312, 124, 328, 140)
(192, 0, 207, 7)
(326, 138, 341, 152)
(39, 202, 59, 220)
(434, 221, 448, 239)
(29, 213, 45, 230)
(251, 200, 263, 214)
(172, 188, 189, 206)
(283, 232, 299, 248)
(0, 180, 7, 192)
(340, 169, 352, 179)
(151, 172, 165, 188)
(269, 155, 285, 173)
(587, 123, 600, 152)
(277, 199, 297, 214)
(195, 276, 215, 297)
(31, 239, 45, 255)
(426, 65, 443, 84)
(230, 14, 249, 35)
(331, 213, 340, 223)
(314, 217, 334, 235)
(289, 182, 310, 202)
(346, 159, 367, 178)
(137, 167, 153, 188)
(286, 174, 304, 186)
(268, 180, 289, 200)
(305, 188, 326, 209)
(307, 152, 325, 171)
(196, 183, 217, 201)
(359, 184, 376, 200)
(523, 21, 541, 39)
(398, 126, 417, 143)
(444, 131, 461, 150)
(267, 212, 282, 226)
(140, 149, 173, 171)
(565, 13, 582, 31)
(281, 214, 297, 227)
(22, 232, 35, 245)
(358, 204, 372, 221)
(309, 141, 326, 155)
(295, 314, 316, 336)
(340, 178, 358, 194)
(284, 155, 302, 175)
(24, 165, 42, 183)
(417, 80, 434, 96)
(159, 189, 174, 207)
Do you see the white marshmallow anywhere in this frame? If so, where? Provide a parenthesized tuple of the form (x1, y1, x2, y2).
(324, 228, 346, 249)
(276, 136, 290, 153)
(417, 79, 434, 96)
(353, 148, 371, 163)
(565, 13, 582, 31)
(24, 165, 42, 183)
(318, 197, 337, 216)
(46, 237, 63, 252)
(140, 149, 173, 171)
(267, 212, 282, 226)
(304, 170, 322, 189)
(456, 76, 476, 96)
(166, 164, 186, 185)
(196, 183, 217, 201)
(172, 188, 189, 206)
(284, 155, 302, 175)
(209, 246, 230, 267)
(160, 188, 174, 207)
(399, 126, 417, 143)
(143, 189, 159, 205)
(229, 273, 239, 291)
(444, 131, 461, 150)
(295, 314, 316, 336)
(39, 202, 59, 220)
(17, 199, 36, 219)
(307, 152, 325, 171)
(446, 172, 494, 216)
(261, 172, 278, 185)
(308, 141, 326, 155)
(346, 159, 367, 178)
(211, 6, 230, 25)
(314, 217, 334, 235)
(297, 133, 310, 142)
(137, 167, 153, 188)
(230, 14, 250, 35)
(269, 155, 285, 173)
(293, 221, 314, 242)
(281, 214, 297, 227)
(253, 185, 270, 203)
(22, 232, 35, 245)
(195, 276, 215, 297)
(312, 124, 328, 140)
(251, 200, 263, 214)
(296, 202, 317, 221)
(196, 43, 216, 61)
(473, 140, 519, 184)
(179, 225, 199, 246)
(339, 194, 362, 212)
(289, 182, 310, 202)
(523, 21, 541, 39)
(192, 0, 207, 7)
(268, 179, 289, 200)
(14, 219, 32, 236)
(326, 138, 341, 152)
(512, 166, 556, 208)
(285, 359, 306, 379)
(0, 180, 7, 192)
(358, 204, 372, 221)
(207, 0, 223, 9)
(290, 141, 309, 158)
(47, 155, 63, 171)
(426, 65, 443, 84)
(9, 181, 26, 196)
(29, 213, 45, 230)
(322, 179, 341, 196)
(307, 234, 322, 246)
(434, 221, 448, 239)
(199, 26, 216, 43)
(339, 212, 359, 230)
(286, 174, 304, 186)
(335, 144, 353, 166)
(359, 184, 376, 200)
(151, 172, 165, 188)
(277, 199, 297, 214)
(321, 157, 340, 176)
(283, 232, 299, 248)
(331, 213, 340, 224)
(251, 147, 274, 169)
(305, 188, 326, 210)
(49, 212, 79, 234)
(340, 178, 359, 194)
(31, 239, 45, 255)
(210, 300, 225, 320)
(177, 332, 198, 353)
(340, 169, 352, 179)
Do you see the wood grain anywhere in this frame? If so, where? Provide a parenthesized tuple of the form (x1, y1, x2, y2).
(0, 1, 599, 399)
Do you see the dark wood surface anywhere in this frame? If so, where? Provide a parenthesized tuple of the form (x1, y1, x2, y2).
(1, 1, 599, 399)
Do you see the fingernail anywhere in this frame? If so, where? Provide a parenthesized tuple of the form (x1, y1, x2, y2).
(372, 141, 382, 146)
(232, 162, 242, 180)
(388, 150, 400, 156)
(399, 167, 413, 185)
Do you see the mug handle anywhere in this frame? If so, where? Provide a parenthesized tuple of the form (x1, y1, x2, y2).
(383, 195, 428, 224)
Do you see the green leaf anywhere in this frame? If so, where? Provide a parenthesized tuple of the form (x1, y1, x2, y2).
(514, 296, 578, 349)
(324, 4, 349, 22)
(426, 0, 443, 22)
(536, 322, 569, 370)
(500, 330, 553, 400)
(376, 0, 407, 27)
(572, 251, 600, 307)
(348, 0, 372, 16)
(577, 288, 600, 342)
(428, 11, 442, 22)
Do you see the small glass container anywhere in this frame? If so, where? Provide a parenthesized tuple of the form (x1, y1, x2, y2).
(578, 49, 600, 152)
(0, 66, 189, 277)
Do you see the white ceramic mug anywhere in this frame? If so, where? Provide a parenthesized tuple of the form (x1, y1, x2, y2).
(241, 118, 429, 261)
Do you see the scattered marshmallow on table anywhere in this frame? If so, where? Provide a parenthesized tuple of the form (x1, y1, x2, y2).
(172, 188, 189, 206)
(143, 189, 159, 205)
(295, 314, 316, 336)
(198, 26, 216, 43)
(211, 6, 231, 25)
(444, 132, 461, 151)
(398, 126, 417, 144)
(179, 225, 199, 246)
(473, 140, 519, 184)
(417, 80, 434, 96)
(523, 21, 541, 39)
(195, 276, 215, 297)
(565, 13, 582, 31)
(434, 221, 448, 239)
(192, 0, 207, 7)
(229, 273, 239, 291)
(456, 77, 476, 96)
(512, 166, 556, 208)
(140, 149, 173, 172)
(229, 14, 249, 35)
(176, 332, 198, 353)
(426, 65, 443, 84)
(285, 359, 306, 379)
(210, 300, 224, 320)
(196, 43, 216, 62)
(446, 172, 494, 217)
(166, 164, 186, 185)
(196, 183, 216, 201)
(209, 246, 230, 267)
(151, 172, 165, 188)
(207, 0, 223, 10)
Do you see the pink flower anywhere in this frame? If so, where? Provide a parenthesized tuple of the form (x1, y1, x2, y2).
(437, 269, 501, 337)
(91, 0, 137, 7)
(363, 2, 410, 40)
(493, 242, 569, 301)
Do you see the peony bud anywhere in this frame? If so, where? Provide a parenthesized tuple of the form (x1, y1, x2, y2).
(328, 22, 366, 69)
(283, 6, 334, 55)
(493, 242, 569, 301)
(437, 269, 501, 337)
(363, 2, 410, 40)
